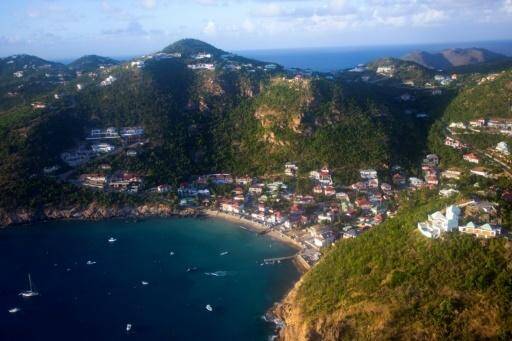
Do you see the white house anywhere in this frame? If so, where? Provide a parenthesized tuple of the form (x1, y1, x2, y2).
(360, 169, 377, 180)
(496, 141, 510, 156)
(100, 75, 117, 86)
(417, 205, 461, 238)
(92, 143, 115, 153)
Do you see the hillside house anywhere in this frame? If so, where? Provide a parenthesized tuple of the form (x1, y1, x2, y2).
(360, 169, 377, 180)
(459, 222, 501, 239)
(80, 174, 107, 189)
(442, 168, 463, 180)
(496, 141, 510, 155)
(284, 162, 299, 177)
(470, 167, 490, 178)
(417, 205, 460, 238)
(463, 153, 480, 164)
(92, 143, 115, 154)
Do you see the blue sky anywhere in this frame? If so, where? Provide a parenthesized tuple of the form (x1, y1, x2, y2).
(1, 0, 512, 59)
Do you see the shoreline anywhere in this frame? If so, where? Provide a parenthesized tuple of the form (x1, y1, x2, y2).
(201, 209, 304, 253)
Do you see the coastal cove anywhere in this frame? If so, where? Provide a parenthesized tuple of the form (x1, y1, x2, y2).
(0, 217, 300, 340)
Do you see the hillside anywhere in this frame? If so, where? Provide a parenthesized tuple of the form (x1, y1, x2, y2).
(68, 55, 119, 72)
(162, 38, 226, 58)
(403, 48, 508, 70)
(276, 191, 512, 340)
(442, 69, 512, 122)
(366, 57, 435, 86)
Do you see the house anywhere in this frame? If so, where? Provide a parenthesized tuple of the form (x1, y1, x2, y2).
(100, 75, 116, 86)
(120, 127, 144, 138)
(323, 186, 336, 196)
(367, 178, 379, 189)
(336, 192, 350, 202)
(355, 197, 371, 210)
(392, 173, 407, 186)
(80, 173, 107, 189)
(444, 137, 466, 150)
(380, 183, 392, 192)
(109, 171, 143, 192)
(459, 222, 501, 239)
(284, 162, 299, 177)
(360, 169, 377, 180)
(342, 229, 360, 239)
(317, 212, 334, 224)
(126, 150, 137, 157)
(311, 229, 335, 248)
(313, 185, 323, 194)
(87, 127, 119, 140)
(376, 66, 395, 76)
(319, 167, 333, 186)
(463, 153, 480, 164)
(92, 143, 115, 154)
(188, 63, 215, 70)
(157, 184, 172, 193)
(470, 167, 490, 178)
(442, 168, 463, 180)
(209, 173, 233, 185)
(409, 177, 425, 188)
(235, 176, 252, 185)
(31, 102, 46, 109)
(423, 154, 439, 166)
(496, 141, 510, 155)
(249, 184, 264, 195)
(221, 201, 242, 214)
(13, 71, 23, 78)
(417, 205, 460, 238)
(194, 52, 212, 60)
(439, 188, 460, 197)
(449, 122, 467, 129)
(469, 119, 486, 127)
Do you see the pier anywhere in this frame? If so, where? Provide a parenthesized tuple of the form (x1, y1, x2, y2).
(263, 254, 298, 263)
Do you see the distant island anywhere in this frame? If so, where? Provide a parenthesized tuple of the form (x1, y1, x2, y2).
(403, 47, 508, 69)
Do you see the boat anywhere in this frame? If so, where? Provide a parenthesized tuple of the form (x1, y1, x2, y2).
(108, 237, 117, 243)
(8, 307, 20, 314)
(86, 260, 96, 265)
(19, 274, 39, 298)
(205, 304, 213, 312)
(169, 251, 175, 256)
(220, 251, 229, 256)
(141, 281, 149, 286)
(186, 267, 198, 272)
(126, 323, 132, 332)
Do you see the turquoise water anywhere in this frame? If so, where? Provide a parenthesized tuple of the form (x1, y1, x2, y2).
(0, 218, 300, 340)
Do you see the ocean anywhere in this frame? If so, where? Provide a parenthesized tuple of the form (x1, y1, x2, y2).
(0, 218, 300, 340)
(237, 40, 512, 72)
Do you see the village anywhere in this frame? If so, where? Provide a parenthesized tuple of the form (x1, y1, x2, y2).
(41, 121, 509, 269)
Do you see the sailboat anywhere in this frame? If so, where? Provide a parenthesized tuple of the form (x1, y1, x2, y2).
(19, 274, 39, 298)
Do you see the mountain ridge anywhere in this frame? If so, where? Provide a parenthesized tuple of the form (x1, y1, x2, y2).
(403, 47, 508, 70)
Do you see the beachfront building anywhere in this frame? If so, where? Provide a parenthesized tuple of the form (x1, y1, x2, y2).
(417, 205, 461, 239)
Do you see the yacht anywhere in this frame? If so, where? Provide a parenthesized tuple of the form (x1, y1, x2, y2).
(19, 274, 39, 298)
(220, 251, 229, 256)
(141, 281, 149, 286)
(86, 260, 96, 265)
(126, 324, 132, 332)
(8, 307, 20, 314)
(205, 304, 213, 312)
(108, 237, 117, 243)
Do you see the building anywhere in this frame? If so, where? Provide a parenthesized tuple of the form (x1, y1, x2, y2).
(100, 75, 116, 86)
(459, 222, 501, 239)
(449, 122, 467, 129)
(284, 162, 299, 177)
(92, 143, 115, 154)
(376, 66, 395, 76)
(444, 137, 467, 150)
(87, 127, 119, 140)
(463, 153, 480, 164)
(409, 177, 425, 188)
(417, 205, 460, 238)
(442, 168, 463, 180)
(470, 167, 490, 178)
(496, 141, 510, 155)
(120, 127, 144, 138)
(188, 63, 215, 70)
(80, 174, 107, 189)
(360, 169, 377, 180)
(31, 102, 46, 109)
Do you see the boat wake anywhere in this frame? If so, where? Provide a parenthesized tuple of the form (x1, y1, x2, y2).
(204, 271, 227, 277)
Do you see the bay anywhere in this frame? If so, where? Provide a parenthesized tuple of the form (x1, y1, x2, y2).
(0, 218, 300, 340)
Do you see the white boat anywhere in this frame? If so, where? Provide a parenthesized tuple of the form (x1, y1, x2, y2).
(86, 260, 96, 265)
(8, 307, 20, 314)
(220, 251, 229, 256)
(141, 281, 149, 286)
(19, 274, 39, 298)
(126, 323, 132, 332)
(205, 304, 213, 312)
(169, 251, 175, 256)
(108, 237, 117, 243)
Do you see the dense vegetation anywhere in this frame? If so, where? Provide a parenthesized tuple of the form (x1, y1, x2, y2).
(296, 191, 512, 339)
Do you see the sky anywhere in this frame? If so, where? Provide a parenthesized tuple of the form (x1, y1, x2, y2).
(1, 0, 512, 59)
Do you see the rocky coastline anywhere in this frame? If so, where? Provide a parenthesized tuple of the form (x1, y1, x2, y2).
(0, 202, 198, 228)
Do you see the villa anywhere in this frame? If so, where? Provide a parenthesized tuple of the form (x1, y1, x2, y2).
(417, 205, 460, 239)
(284, 162, 299, 177)
(496, 141, 510, 155)
(92, 143, 115, 154)
(463, 153, 480, 164)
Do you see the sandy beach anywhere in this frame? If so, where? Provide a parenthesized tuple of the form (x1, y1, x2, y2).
(202, 209, 304, 252)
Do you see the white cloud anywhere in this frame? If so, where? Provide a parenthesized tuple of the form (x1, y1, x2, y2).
(203, 20, 217, 35)
(140, 0, 157, 9)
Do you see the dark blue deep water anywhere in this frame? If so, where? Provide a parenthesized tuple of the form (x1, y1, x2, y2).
(0, 218, 300, 340)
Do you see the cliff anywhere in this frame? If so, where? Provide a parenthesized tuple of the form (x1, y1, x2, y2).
(0, 202, 196, 228)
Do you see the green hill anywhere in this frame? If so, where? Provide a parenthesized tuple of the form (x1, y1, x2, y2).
(278, 191, 512, 340)
(68, 55, 119, 72)
(443, 69, 512, 122)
